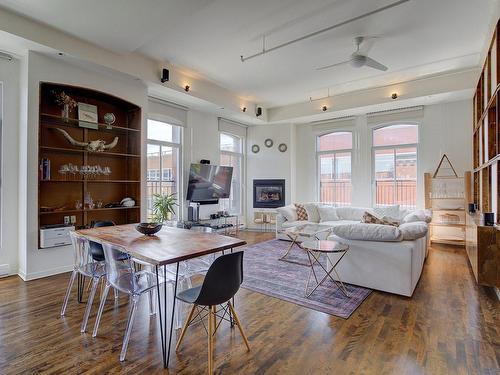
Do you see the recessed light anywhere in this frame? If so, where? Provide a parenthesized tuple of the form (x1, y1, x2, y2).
(242, 107, 247, 112)
(184, 85, 190, 92)
(391, 93, 398, 100)
(322, 105, 328, 112)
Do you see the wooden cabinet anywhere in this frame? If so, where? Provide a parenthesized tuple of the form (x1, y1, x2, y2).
(465, 212, 500, 287)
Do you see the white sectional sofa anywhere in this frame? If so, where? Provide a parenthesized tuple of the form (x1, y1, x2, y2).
(275, 204, 431, 297)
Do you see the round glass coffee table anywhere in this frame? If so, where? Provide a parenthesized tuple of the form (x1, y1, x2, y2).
(300, 239, 350, 298)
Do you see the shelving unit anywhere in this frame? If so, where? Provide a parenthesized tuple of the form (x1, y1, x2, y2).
(38, 82, 142, 247)
(472, 20, 499, 217)
(424, 155, 471, 246)
(467, 20, 500, 288)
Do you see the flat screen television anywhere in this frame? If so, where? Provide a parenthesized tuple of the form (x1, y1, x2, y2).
(186, 163, 233, 204)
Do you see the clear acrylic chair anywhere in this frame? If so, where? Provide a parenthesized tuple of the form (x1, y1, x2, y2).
(92, 242, 164, 362)
(60, 231, 106, 333)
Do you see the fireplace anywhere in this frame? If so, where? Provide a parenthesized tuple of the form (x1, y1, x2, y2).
(253, 179, 286, 208)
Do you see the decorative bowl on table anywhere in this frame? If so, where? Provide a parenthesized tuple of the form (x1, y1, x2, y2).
(136, 222, 162, 236)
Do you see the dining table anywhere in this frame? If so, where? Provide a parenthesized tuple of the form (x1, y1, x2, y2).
(77, 224, 246, 369)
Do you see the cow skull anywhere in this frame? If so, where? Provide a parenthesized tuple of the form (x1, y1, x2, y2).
(55, 128, 119, 152)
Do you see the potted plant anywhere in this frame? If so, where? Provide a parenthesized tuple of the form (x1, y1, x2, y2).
(151, 192, 178, 223)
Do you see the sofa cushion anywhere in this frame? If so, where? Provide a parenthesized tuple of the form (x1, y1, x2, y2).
(402, 209, 432, 224)
(304, 203, 321, 223)
(334, 207, 366, 221)
(321, 220, 359, 227)
(294, 203, 308, 221)
(276, 205, 297, 222)
(282, 220, 315, 228)
(373, 205, 400, 221)
(318, 205, 339, 222)
(399, 222, 428, 240)
(361, 211, 399, 226)
(330, 223, 403, 242)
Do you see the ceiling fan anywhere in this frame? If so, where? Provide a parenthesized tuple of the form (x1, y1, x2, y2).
(317, 36, 388, 72)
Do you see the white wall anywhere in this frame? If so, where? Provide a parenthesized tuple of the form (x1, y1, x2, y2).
(183, 110, 221, 219)
(294, 100, 473, 208)
(246, 123, 293, 227)
(4, 50, 474, 280)
(19, 52, 148, 280)
(0, 55, 20, 276)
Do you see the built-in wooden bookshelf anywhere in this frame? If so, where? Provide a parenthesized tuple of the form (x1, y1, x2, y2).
(472, 20, 499, 217)
(468, 20, 500, 288)
(38, 82, 141, 246)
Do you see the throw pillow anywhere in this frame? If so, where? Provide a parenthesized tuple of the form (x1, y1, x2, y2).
(334, 206, 366, 221)
(373, 205, 400, 221)
(362, 211, 399, 226)
(330, 223, 403, 242)
(399, 222, 428, 240)
(304, 203, 321, 223)
(295, 203, 308, 221)
(402, 209, 432, 224)
(276, 205, 297, 222)
(318, 205, 339, 222)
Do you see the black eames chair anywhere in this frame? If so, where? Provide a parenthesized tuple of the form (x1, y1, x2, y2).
(89, 221, 130, 261)
(89, 221, 115, 261)
(175, 251, 250, 374)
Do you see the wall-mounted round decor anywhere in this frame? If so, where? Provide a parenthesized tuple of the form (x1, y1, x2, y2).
(251, 144, 260, 153)
(278, 143, 287, 152)
(264, 138, 274, 148)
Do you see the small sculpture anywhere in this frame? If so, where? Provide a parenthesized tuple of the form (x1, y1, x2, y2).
(55, 128, 118, 152)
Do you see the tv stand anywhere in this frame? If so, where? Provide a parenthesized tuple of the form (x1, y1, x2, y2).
(172, 215, 241, 236)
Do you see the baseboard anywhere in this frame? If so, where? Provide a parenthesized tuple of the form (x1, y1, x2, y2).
(20, 264, 73, 281)
(0, 264, 10, 277)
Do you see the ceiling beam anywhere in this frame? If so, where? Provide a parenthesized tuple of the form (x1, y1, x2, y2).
(267, 68, 479, 123)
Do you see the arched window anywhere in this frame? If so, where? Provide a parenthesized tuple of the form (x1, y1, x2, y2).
(372, 124, 418, 208)
(317, 131, 352, 206)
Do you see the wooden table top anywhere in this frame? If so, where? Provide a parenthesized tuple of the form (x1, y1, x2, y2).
(77, 224, 246, 266)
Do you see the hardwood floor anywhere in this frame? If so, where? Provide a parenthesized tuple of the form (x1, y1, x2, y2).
(0, 231, 498, 374)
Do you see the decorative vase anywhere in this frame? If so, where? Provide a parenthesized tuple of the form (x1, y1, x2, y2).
(61, 103, 70, 122)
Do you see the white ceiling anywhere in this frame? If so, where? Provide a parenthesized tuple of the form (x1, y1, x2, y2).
(0, 0, 496, 107)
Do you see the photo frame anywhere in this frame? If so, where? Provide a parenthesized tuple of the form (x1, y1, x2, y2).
(78, 102, 98, 129)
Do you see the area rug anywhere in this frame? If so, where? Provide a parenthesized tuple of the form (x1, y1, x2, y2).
(241, 239, 372, 318)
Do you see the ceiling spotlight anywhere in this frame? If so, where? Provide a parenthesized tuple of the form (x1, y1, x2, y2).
(242, 107, 247, 112)
(322, 106, 328, 112)
(184, 85, 190, 92)
(256, 107, 262, 117)
(391, 93, 398, 100)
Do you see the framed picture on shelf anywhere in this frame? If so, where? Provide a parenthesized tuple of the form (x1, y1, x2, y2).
(78, 102, 98, 129)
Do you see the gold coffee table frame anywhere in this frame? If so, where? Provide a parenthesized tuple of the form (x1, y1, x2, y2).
(278, 224, 333, 266)
(300, 239, 350, 298)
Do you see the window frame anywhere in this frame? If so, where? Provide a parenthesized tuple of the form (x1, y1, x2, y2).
(316, 131, 353, 206)
(219, 131, 245, 216)
(146, 119, 183, 219)
(371, 122, 420, 208)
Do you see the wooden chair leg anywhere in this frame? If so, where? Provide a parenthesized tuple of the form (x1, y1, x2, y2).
(228, 302, 250, 351)
(212, 306, 217, 334)
(175, 304, 197, 351)
(208, 305, 214, 374)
